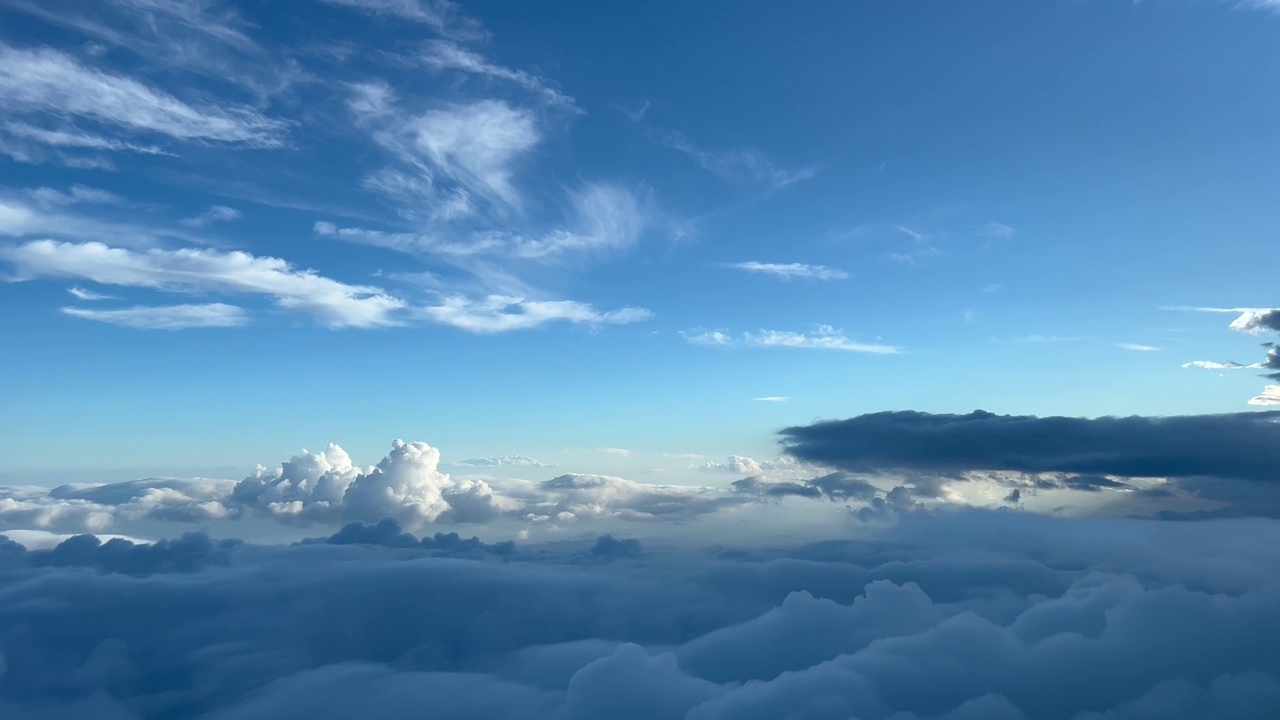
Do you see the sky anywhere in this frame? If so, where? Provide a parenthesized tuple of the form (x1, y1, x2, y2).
(2, 2, 1280, 718)
(0, 0, 1278, 487)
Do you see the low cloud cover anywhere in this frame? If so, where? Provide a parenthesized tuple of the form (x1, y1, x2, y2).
(1, 511, 1277, 719)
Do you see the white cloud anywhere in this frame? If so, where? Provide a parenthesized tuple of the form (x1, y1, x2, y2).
(1230, 309, 1280, 336)
(682, 327, 900, 354)
(753, 396, 790, 403)
(67, 285, 114, 301)
(451, 456, 553, 469)
(1249, 386, 1280, 407)
(0, 44, 288, 147)
(599, 448, 632, 458)
(419, 295, 650, 334)
(2, 122, 169, 155)
(316, 0, 483, 38)
(725, 262, 848, 281)
(1, 240, 406, 328)
(317, 183, 646, 262)
(180, 205, 241, 227)
(421, 40, 578, 111)
(1182, 360, 1260, 370)
(62, 303, 249, 330)
(1116, 343, 1160, 352)
(657, 131, 814, 190)
(352, 94, 539, 215)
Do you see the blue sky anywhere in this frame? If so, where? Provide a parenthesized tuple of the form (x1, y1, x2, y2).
(1, 0, 1279, 484)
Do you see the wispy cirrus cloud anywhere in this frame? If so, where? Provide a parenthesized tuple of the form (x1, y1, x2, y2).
(753, 396, 790, 403)
(683, 325, 900, 354)
(421, 40, 578, 111)
(179, 205, 241, 228)
(316, 0, 484, 39)
(1, 240, 405, 328)
(418, 295, 650, 334)
(655, 130, 815, 191)
(348, 87, 539, 216)
(1116, 343, 1160, 352)
(725, 262, 848, 281)
(67, 285, 114, 301)
(316, 183, 648, 261)
(62, 303, 249, 330)
(0, 44, 289, 149)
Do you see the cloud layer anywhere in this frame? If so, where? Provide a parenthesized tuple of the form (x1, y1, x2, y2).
(0, 510, 1277, 718)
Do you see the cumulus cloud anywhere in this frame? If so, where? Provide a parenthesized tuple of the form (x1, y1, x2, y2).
(725, 262, 849, 281)
(1229, 309, 1280, 336)
(0, 510, 1277, 718)
(1183, 360, 1258, 370)
(1249, 386, 1280, 407)
(1, 240, 406, 328)
(0, 441, 754, 536)
(683, 326, 901, 354)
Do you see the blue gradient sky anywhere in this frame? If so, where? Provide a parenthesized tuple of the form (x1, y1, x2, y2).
(1, 0, 1277, 482)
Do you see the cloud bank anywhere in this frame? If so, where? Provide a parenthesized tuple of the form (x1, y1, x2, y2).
(0, 510, 1277, 718)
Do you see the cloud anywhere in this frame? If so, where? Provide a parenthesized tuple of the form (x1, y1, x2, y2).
(61, 302, 249, 329)
(316, 184, 646, 261)
(599, 448, 632, 458)
(67, 285, 114, 301)
(0, 240, 406, 328)
(1229, 309, 1280, 335)
(0, 510, 1277, 718)
(1249, 386, 1280, 407)
(2, 121, 169, 156)
(180, 205, 241, 227)
(0, 43, 288, 148)
(421, 40, 578, 110)
(1116, 343, 1160, 352)
(1183, 360, 1258, 370)
(975, 221, 1016, 239)
(684, 326, 901, 354)
(316, 0, 484, 39)
(351, 93, 539, 215)
(725, 262, 848, 281)
(781, 409, 1280, 485)
(418, 295, 651, 333)
(452, 456, 554, 469)
(753, 397, 790, 403)
(656, 131, 814, 190)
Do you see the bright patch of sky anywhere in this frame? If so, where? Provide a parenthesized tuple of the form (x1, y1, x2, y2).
(0, 0, 1277, 482)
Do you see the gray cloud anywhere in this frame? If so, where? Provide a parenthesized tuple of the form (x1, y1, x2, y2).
(0, 510, 1277, 718)
(781, 410, 1280, 484)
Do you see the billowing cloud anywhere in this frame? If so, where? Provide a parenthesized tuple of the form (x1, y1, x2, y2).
(1249, 386, 1280, 407)
(0, 510, 1277, 718)
(1229, 309, 1280, 336)
(782, 410, 1280, 484)
(1, 240, 406, 328)
(726, 262, 849, 281)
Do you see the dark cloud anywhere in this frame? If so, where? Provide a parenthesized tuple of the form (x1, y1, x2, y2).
(0, 510, 1278, 718)
(733, 471, 878, 502)
(781, 410, 1280, 484)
